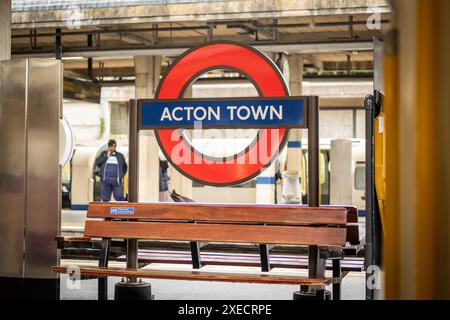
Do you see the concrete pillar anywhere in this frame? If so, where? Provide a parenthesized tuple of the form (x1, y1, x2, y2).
(281, 53, 304, 203)
(169, 86, 193, 199)
(255, 52, 278, 204)
(287, 54, 304, 96)
(255, 163, 276, 204)
(330, 139, 353, 205)
(134, 56, 161, 202)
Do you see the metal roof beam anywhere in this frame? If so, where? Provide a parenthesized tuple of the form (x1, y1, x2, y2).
(12, 40, 374, 59)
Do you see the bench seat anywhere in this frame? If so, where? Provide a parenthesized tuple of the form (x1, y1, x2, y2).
(52, 266, 333, 286)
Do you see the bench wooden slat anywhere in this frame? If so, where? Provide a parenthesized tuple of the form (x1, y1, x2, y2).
(55, 236, 91, 242)
(87, 202, 347, 226)
(342, 206, 358, 223)
(52, 266, 332, 285)
(322, 206, 358, 223)
(84, 221, 346, 246)
(115, 250, 365, 272)
(346, 225, 360, 245)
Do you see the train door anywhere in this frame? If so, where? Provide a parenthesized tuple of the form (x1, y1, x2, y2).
(301, 149, 331, 205)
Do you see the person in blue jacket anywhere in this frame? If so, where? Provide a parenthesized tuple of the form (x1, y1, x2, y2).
(95, 139, 128, 202)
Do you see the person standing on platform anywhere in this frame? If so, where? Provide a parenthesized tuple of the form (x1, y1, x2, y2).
(95, 139, 128, 202)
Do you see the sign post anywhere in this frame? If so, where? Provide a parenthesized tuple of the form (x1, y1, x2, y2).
(127, 99, 139, 269)
(121, 41, 322, 300)
(306, 96, 323, 291)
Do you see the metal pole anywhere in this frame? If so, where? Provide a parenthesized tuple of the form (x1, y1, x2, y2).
(87, 34, 93, 78)
(308, 96, 320, 208)
(307, 95, 321, 281)
(373, 91, 383, 298)
(364, 94, 375, 300)
(127, 100, 139, 280)
(294, 96, 323, 299)
(114, 100, 151, 299)
(55, 28, 62, 60)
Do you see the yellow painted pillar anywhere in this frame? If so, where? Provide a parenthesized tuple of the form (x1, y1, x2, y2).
(436, 0, 450, 299)
(383, 26, 400, 299)
(415, 0, 438, 299)
(396, 0, 418, 299)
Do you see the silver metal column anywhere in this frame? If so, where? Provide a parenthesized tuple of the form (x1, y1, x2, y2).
(0, 59, 62, 299)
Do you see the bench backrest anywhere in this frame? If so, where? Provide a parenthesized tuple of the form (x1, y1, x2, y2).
(84, 202, 350, 247)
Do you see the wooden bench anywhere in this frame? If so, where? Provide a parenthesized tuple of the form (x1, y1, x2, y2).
(53, 202, 353, 300)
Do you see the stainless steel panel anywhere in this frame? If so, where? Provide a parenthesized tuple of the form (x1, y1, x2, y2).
(373, 38, 384, 93)
(25, 59, 61, 279)
(0, 58, 62, 279)
(0, 59, 28, 277)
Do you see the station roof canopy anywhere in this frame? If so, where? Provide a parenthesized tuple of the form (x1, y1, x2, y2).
(10, 0, 391, 82)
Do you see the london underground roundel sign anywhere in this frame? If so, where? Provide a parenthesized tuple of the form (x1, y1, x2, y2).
(139, 41, 307, 187)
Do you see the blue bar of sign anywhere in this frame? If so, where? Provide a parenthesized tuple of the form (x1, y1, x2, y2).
(256, 177, 276, 185)
(287, 141, 302, 148)
(139, 97, 306, 129)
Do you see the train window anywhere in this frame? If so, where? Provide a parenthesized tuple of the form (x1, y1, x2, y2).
(355, 164, 366, 190)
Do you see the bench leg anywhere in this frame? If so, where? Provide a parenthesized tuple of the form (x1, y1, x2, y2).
(308, 245, 326, 278)
(293, 245, 329, 300)
(259, 244, 272, 272)
(332, 259, 341, 301)
(98, 238, 111, 300)
(190, 241, 202, 269)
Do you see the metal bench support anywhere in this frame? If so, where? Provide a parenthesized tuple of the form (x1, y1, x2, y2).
(98, 238, 111, 300)
(332, 259, 342, 301)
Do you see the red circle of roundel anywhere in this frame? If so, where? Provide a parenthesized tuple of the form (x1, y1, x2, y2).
(155, 42, 290, 186)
